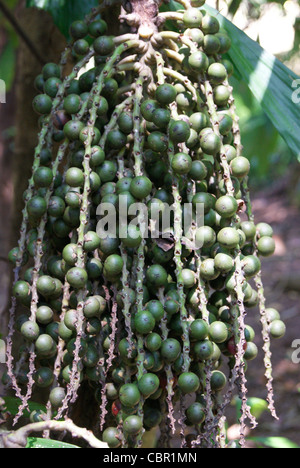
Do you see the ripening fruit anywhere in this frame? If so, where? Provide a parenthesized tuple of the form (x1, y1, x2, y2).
(12, 6, 283, 449)
(33, 94, 53, 115)
(178, 372, 200, 394)
(257, 236, 276, 257)
(156, 84, 177, 105)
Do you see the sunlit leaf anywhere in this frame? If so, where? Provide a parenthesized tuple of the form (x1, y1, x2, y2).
(26, 437, 80, 449)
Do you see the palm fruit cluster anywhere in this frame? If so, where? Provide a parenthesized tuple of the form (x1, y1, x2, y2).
(5, 0, 285, 449)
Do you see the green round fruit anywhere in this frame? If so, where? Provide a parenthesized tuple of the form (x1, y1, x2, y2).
(152, 108, 171, 129)
(200, 258, 219, 281)
(48, 196, 65, 217)
(161, 338, 181, 363)
(213, 85, 230, 106)
(123, 415, 143, 435)
(64, 309, 78, 332)
(230, 156, 250, 179)
(69, 20, 88, 39)
(169, 120, 191, 144)
(63, 94, 81, 114)
(102, 427, 121, 448)
(104, 255, 124, 276)
(209, 321, 228, 344)
(63, 120, 85, 141)
(83, 231, 101, 252)
(189, 319, 209, 341)
(192, 192, 215, 214)
(44, 77, 62, 98)
(215, 196, 238, 219)
(147, 300, 164, 322)
(200, 131, 221, 155)
(164, 299, 180, 316)
(188, 160, 208, 181)
(33, 94, 52, 115)
(130, 176, 153, 200)
(194, 340, 214, 361)
(214, 253, 234, 274)
(21, 321, 40, 341)
(217, 227, 240, 250)
(203, 35, 221, 55)
(183, 8, 203, 28)
(36, 306, 53, 325)
(202, 14, 220, 34)
(207, 63, 227, 85)
(33, 166, 53, 188)
(13, 281, 31, 301)
(106, 129, 127, 150)
(266, 307, 280, 322)
(141, 99, 160, 122)
(88, 19, 108, 37)
(270, 320, 286, 339)
(94, 35, 115, 56)
(242, 255, 261, 278)
(27, 196, 47, 218)
(98, 160, 117, 183)
(121, 225, 142, 248)
(244, 342, 258, 361)
(188, 51, 209, 72)
(66, 267, 88, 289)
(73, 38, 90, 56)
(35, 334, 55, 354)
(256, 222, 273, 238)
(49, 387, 66, 408)
(186, 402, 205, 425)
(210, 370, 227, 391)
(37, 275, 56, 297)
(145, 333, 162, 352)
(181, 269, 196, 289)
(119, 383, 141, 407)
(240, 221, 256, 241)
(34, 367, 54, 388)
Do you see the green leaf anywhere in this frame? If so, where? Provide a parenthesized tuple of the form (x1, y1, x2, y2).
(3, 396, 46, 418)
(203, 4, 300, 161)
(25, 0, 99, 38)
(26, 437, 80, 449)
(0, 39, 17, 91)
(249, 437, 300, 449)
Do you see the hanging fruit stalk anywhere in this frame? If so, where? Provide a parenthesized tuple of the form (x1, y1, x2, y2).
(5, 0, 285, 449)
